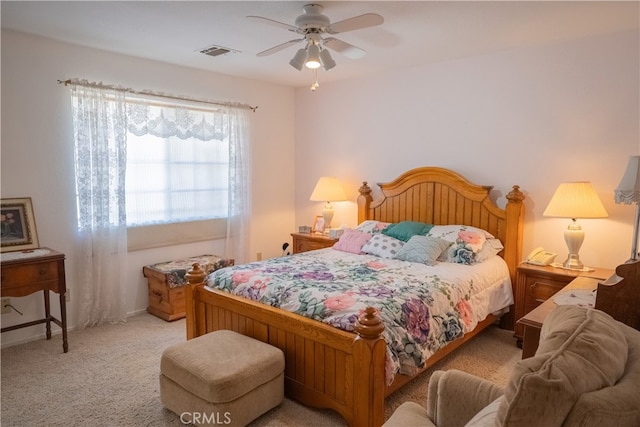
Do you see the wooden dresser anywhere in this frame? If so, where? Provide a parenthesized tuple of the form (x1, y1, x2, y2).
(513, 263, 613, 345)
(1, 248, 68, 352)
(290, 232, 338, 254)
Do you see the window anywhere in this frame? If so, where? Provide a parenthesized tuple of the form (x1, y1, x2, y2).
(125, 132, 229, 226)
(122, 98, 236, 249)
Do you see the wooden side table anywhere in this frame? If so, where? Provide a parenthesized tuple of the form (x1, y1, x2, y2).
(1, 248, 68, 352)
(291, 232, 338, 254)
(517, 276, 600, 358)
(513, 263, 613, 346)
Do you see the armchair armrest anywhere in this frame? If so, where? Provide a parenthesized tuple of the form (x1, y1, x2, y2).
(427, 370, 504, 427)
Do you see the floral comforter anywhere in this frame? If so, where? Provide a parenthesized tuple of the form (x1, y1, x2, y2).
(205, 248, 512, 384)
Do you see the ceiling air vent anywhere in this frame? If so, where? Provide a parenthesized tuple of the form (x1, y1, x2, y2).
(198, 44, 240, 57)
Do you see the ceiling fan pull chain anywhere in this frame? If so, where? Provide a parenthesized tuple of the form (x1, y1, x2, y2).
(311, 69, 320, 92)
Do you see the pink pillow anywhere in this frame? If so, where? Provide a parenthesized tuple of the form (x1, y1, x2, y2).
(332, 229, 372, 254)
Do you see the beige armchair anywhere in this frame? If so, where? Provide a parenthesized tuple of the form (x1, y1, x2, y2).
(384, 305, 640, 427)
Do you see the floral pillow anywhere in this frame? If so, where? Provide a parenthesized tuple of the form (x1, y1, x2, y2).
(332, 229, 372, 254)
(394, 236, 451, 265)
(428, 225, 493, 265)
(354, 220, 391, 235)
(427, 225, 492, 253)
(361, 234, 404, 259)
(447, 242, 478, 265)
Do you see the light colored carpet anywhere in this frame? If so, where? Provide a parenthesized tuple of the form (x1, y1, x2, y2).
(1, 312, 521, 426)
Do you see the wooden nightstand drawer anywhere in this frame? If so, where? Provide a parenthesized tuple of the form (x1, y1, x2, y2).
(291, 233, 338, 254)
(524, 276, 567, 305)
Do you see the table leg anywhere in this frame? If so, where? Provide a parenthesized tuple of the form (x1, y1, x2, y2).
(43, 290, 51, 340)
(59, 292, 68, 353)
(521, 325, 541, 359)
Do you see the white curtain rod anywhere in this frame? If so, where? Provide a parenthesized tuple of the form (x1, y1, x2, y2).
(57, 78, 258, 112)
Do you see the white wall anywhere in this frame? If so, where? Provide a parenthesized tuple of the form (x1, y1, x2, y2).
(1, 30, 296, 347)
(294, 30, 640, 271)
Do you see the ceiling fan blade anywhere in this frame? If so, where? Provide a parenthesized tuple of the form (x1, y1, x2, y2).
(256, 39, 303, 57)
(323, 37, 366, 59)
(326, 13, 384, 34)
(247, 15, 298, 32)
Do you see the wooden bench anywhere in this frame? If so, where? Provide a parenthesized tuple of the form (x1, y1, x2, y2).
(143, 255, 233, 321)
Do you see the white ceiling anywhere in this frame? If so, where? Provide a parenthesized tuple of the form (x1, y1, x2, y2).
(2, 1, 638, 89)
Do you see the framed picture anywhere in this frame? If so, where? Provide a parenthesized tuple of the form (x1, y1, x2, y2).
(313, 215, 325, 234)
(1, 197, 39, 252)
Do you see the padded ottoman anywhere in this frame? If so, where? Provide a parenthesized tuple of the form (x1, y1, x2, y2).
(160, 330, 285, 427)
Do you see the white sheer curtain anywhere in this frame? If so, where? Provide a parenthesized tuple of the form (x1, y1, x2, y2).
(71, 85, 129, 327)
(70, 81, 252, 327)
(224, 107, 252, 265)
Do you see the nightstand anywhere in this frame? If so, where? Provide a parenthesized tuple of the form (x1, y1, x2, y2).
(291, 232, 338, 254)
(513, 263, 614, 346)
(517, 276, 600, 358)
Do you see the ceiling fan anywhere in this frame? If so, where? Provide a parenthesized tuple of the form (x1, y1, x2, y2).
(247, 4, 384, 73)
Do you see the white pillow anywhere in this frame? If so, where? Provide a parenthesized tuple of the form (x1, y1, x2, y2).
(361, 234, 404, 259)
(465, 396, 503, 427)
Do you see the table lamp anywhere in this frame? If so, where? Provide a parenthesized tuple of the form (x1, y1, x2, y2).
(543, 182, 608, 270)
(309, 176, 346, 231)
(615, 155, 640, 261)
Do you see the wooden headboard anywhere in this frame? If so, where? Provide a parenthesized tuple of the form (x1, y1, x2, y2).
(357, 166, 525, 288)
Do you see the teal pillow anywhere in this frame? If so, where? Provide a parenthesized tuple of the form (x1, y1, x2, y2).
(382, 221, 433, 242)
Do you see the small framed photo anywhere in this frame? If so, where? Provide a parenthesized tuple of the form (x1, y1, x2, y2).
(1, 197, 39, 252)
(313, 215, 325, 234)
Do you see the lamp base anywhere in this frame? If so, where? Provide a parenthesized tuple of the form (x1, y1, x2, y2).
(322, 204, 334, 232)
(563, 220, 585, 270)
(562, 253, 584, 270)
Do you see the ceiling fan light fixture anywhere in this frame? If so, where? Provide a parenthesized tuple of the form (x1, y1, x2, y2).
(319, 48, 336, 71)
(289, 48, 307, 71)
(305, 44, 321, 69)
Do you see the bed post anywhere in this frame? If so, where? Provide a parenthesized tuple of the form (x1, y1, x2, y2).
(502, 185, 525, 329)
(352, 307, 386, 427)
(184, 263, 206, 340)
(358, 182, 373, 224)
(504, 185, 525, 279)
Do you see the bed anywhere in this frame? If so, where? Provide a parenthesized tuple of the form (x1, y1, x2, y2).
(184, 166, 525, 426)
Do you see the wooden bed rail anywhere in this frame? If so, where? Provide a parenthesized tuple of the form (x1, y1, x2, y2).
(184, 263, 387, 426)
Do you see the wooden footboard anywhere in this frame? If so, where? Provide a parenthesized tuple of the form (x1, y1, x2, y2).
(184, 268, 499, 426)
(185, 266, 387, 427)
